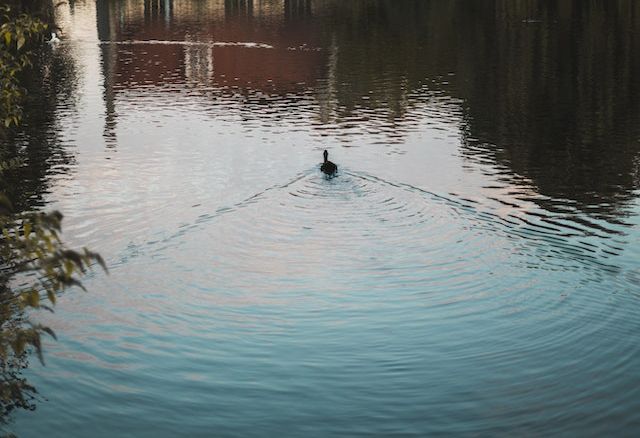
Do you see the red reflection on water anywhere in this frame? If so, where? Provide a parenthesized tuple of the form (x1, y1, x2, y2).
(100, 0, 327, 94)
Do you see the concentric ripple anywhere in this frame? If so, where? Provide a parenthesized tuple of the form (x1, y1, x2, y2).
(74, 168, 638, 437)
(139, 168, 625, 294)
(9, 1, 640, 436)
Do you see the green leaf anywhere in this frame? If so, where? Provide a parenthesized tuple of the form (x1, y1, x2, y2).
(12, 337, 26, 355)
(17, 35, 25, 50)
(95, 253, 109, 273)
(41, 326, 57, 340)
(4, 31, 10, 46)
(27, 290, 40, 307)
(23, 222, 31, 237)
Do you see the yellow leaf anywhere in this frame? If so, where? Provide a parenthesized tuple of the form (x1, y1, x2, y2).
(23, 222, 31, 237)
(64, 259, 74, 278)
(47, 289, 56, 305)
(28, 290, 40, 307)
(45, 235, 53, 252)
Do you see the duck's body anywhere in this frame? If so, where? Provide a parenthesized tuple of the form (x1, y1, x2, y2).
(320, 150, 337, 176)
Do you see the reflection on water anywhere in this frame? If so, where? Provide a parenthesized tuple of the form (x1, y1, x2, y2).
(92, 0, 640, 220)
(0, 41, 79, 212)
(3, 0, 640, 436)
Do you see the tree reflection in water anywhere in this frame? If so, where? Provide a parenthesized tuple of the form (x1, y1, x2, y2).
(96, 0, 640, 222)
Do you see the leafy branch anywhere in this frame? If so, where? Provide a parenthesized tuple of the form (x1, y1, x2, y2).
(0, 5, 48, 129)
(0, 160, 107, 422)
(0, 7, 106, 426)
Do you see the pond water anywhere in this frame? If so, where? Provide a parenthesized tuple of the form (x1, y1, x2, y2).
(4, 0, 640, 436)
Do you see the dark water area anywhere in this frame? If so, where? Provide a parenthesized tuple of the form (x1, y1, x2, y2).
(2, 0, 640, 436)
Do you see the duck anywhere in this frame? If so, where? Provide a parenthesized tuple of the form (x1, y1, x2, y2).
(48, 32, 60, 44)
(320, 149, 337, 176)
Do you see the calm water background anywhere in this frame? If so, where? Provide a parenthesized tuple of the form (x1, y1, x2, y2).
(3, 0, 640, 436)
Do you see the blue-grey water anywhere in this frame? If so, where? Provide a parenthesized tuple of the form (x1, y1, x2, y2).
(3, 0, 640, 436)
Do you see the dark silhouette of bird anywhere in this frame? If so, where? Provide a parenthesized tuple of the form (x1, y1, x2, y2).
(320, 150, 337, 176)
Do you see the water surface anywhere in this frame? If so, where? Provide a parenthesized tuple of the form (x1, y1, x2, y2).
(3, 0, 640, 436)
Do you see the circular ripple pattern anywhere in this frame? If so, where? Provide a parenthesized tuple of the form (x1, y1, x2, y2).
(82, 169, 637, 437)
(10, 1, 640, 436)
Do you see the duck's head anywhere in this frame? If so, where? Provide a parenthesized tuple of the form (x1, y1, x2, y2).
(323, 150, 328, 162)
